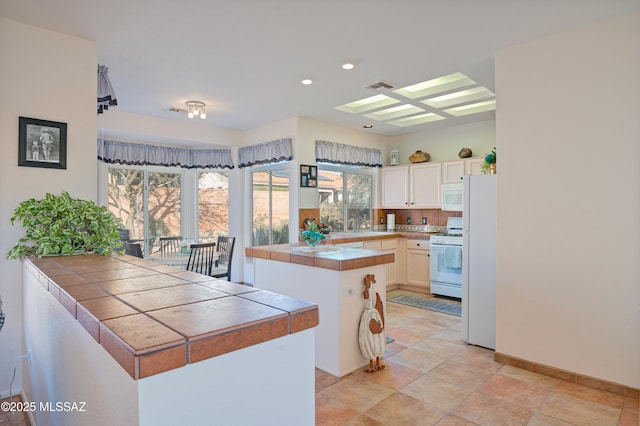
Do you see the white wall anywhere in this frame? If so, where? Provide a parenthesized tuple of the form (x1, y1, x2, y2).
(0, 18, 98, 397)
(390, 120, 496, 165)
(495, 12, 640, 388)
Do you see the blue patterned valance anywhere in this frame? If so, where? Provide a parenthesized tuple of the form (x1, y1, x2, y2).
(238, 138, 292, 168)
(97, 139, 234, 169)
(315, 140, 382, 167)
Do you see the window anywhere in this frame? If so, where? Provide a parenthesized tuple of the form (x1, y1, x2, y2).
(252, 166, 290, 245)
(198, 171, 229, 243)
(107, 165, 229, 256)
(318, 165, 372, 232)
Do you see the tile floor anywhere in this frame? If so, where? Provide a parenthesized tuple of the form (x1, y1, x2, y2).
(316, 289, 640, 426)
(2, 289, 638, 426)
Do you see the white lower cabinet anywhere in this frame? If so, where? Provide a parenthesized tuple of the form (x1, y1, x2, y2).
(405, 239, 430, 289)
(363, 239, 399, 286)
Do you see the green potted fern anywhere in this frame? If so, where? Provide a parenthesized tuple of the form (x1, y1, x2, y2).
(6, 191, 123, 259)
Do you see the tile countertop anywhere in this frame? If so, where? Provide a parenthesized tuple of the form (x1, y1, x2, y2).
(24, 254, 319, 380)
(245, 243, 395, 271)
(245, 231, 436, 271)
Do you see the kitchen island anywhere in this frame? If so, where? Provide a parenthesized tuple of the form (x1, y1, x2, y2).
(21, 254, 318, 426)
(245, 243, 394, 376)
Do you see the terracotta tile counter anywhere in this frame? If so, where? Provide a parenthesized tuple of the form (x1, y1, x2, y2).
(245, 243, 394, 271)
(22, 254, 318, 425)
(246, 243, 391, 377)
(24, 254, 318, 380)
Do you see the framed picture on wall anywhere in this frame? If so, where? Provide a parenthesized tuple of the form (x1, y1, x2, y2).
(18, 116, 67, 169)
(300, 165, 317, 187)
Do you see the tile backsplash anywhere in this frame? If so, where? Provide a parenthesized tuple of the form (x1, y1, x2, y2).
(373, 208, 461, 227)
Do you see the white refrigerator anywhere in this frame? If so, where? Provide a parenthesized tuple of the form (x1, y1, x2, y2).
(462, 174, 497, 350)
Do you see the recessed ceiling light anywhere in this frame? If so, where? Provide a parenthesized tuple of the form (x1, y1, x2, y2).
(302, 79, 313, 85)
(363, 124, 373, 128)
(342, 63, 355, 70)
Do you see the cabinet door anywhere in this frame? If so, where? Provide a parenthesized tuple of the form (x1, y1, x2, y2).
(381, 239, 398, 286)
(465, 157, 485, 176)
(406, 249, 430, 287)
(363, 240, 381, 250)
(442, 160, 465, 183)
(409, 163, 441, 208)
(381, 166, 409, 208)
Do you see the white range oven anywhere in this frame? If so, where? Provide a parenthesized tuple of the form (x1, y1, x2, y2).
(430, 217, 463, 298)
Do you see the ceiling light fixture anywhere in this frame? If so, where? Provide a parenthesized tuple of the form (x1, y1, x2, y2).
(302, 79, 313, 85)
(363, 124, 373, 128)
(185, 100, 206, 119)
(342, 62, 354, 70)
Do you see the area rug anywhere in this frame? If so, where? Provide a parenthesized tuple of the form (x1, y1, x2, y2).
(385, 336, 394, 344)
(388, 295, 461, 317)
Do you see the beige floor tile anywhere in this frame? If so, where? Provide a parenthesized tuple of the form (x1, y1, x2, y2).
(412, 337, 466, 359)
(477, 374, 550, 411)
(453, 392, 533, 426)
(364, 393, 448, 426)
(430, 328, 465, 344)
(382, 341, 407, 358)
(387, 326, 434, 347)
(349, 359, 423, 391)
(497, 364, 561, 389)
(317, 367, 342, 392)
(321, 375, 395, 412)
(428, 360, 495, 390)
(554, 381, 625, 409)
(387, 347, 447, 374)
(343, 414, 386, 426)
(527, 412, 576, 426)
(400, 375, 473, 411)
(538, 391, 621, 426)
(449, 346, 503, 374)
(436, 415, 482, 426)
(316, 393, 361, 426)
(618, 410, 640, 426)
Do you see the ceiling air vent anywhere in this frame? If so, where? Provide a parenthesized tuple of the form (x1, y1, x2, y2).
(367, 81, 395, 90)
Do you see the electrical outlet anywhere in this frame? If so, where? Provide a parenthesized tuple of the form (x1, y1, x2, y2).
(343, 288, 354, 297)
(380, 217, 384, 224)
(422, 217, 427, 225)
(406, 217, 411, 224)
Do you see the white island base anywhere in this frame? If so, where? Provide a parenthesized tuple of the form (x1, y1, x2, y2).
(253, 258, 386, 377)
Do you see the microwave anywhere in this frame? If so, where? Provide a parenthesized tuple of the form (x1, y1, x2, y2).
(441, 182, 463, 211)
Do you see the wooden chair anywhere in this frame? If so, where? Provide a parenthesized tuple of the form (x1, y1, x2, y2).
(124, 241, 143, 258)
(159, 236, 183, 255)
(186, 242, 217, 276)
(211, 236, 236, 281)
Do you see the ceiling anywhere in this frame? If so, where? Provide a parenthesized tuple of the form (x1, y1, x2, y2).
(1, 0, 637, 137)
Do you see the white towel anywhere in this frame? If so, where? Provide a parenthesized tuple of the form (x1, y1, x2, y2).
(443, 246, 462, 269)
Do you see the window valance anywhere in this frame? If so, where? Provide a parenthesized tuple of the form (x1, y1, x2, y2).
(315, 140, 382, 167)
(97, 139, 234, 169)
(238, 138, 292, 168)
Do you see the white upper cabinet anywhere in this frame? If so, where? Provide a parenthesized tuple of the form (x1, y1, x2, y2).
(441, 160, 465, 183)
(465, 157, 485, 176)
(382, 163, 441, 209)
(409, 163, 441, 208)
(381, 165, 410, 208)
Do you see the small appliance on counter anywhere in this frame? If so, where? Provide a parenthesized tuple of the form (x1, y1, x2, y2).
(386, 213, 395, 231)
